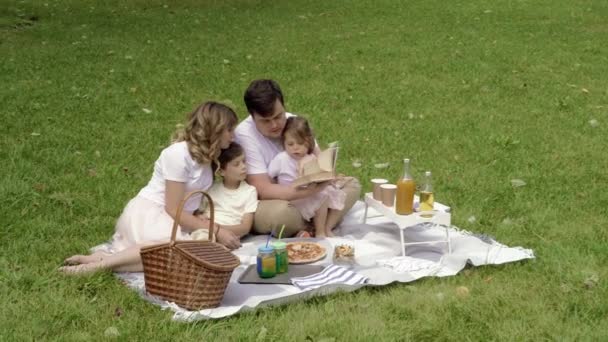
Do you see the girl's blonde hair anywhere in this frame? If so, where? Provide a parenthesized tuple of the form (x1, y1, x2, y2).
(172, 101, 238, 166)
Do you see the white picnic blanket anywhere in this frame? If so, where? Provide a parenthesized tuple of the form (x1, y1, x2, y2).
(97, 201, 534, 322)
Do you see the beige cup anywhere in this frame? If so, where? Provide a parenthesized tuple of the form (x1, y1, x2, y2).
(380, 184, 397, 207)
(371, 178, 388, 201)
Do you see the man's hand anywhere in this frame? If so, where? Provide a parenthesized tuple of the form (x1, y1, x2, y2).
(333, 175, 354, 189)
(248, 173, 329, 201)
(216, 228, 242, 250)
(297, 181, 330, 197)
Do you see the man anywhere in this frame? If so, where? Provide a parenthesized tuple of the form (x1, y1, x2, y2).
(235, 79, 361, 237)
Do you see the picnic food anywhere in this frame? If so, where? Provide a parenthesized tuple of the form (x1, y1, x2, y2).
(287, 242, 326, 264)
(334, 244, 355, 263)
(334, 244, 355, 258)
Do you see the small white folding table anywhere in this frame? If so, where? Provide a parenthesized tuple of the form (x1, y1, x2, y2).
(361, 192, 452, 256)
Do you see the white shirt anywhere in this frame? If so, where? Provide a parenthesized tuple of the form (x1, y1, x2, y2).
(137, 141, 213, 212)
(234, 112, 296, 175)
(268, 151, 299, 185)
(202, 181, 259, 226)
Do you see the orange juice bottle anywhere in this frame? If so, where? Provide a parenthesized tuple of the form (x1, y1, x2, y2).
(396, 158, 416, 215)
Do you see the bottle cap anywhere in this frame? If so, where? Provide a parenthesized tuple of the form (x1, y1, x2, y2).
(271, 241, 287, 249)
(258, 246, 274, 253)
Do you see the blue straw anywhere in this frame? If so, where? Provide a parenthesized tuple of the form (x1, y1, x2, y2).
(265, 230, 274, 248)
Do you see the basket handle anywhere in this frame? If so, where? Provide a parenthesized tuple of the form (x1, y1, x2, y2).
(171, 190, 215, 243)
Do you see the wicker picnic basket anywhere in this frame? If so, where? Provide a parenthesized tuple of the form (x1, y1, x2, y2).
(140, 190, 240, 310)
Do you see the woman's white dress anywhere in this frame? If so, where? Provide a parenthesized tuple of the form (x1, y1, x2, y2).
(109, 141, 213, 252)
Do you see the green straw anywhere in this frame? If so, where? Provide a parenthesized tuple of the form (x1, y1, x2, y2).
(278, 224, 286, 240)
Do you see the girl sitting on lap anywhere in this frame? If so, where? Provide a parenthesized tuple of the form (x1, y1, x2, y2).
(268, 116, 345, 238)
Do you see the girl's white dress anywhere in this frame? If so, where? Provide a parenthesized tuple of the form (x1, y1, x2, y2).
(109, 141, 213, 252)
(268, 151, 345, 221)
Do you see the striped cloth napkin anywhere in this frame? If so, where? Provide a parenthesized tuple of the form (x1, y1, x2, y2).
(290, 265, 368, 291)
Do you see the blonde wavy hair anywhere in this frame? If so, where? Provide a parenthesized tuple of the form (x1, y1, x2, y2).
(172, 101, 238, 166)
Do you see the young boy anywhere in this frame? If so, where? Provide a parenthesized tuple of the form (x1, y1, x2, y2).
(192, 143, 258, 240)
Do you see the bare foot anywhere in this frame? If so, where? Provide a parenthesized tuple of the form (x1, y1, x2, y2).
(64, 251, 109, 265)
(295, 230, 312, 238)
(58, 261, 106, 275)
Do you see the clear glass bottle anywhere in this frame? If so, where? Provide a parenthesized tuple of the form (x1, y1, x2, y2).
(396, 158, 416, 215)
(419, 171, 434, 212)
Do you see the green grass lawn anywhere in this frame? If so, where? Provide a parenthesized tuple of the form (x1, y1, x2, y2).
(2, 0, 607, 340)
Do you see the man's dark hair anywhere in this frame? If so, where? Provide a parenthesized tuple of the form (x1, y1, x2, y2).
(243, 79, 284, 117)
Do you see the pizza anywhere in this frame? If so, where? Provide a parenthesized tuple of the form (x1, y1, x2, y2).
(286, 242, 326, 264)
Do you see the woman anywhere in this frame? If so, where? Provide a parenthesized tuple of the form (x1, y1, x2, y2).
(60, 101, 241, 275)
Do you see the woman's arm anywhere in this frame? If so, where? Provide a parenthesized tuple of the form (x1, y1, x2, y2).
(165, 180, 241, 249)
(215, 213, 254, 238)
(164, 180, 212, 232)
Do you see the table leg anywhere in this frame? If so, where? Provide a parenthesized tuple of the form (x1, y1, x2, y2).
(445, 225, 451, 254)
(400, 229, 406, 256)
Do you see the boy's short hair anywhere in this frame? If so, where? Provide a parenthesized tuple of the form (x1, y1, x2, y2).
(217, 142, 244, 170)
(243, 79, 284, 117)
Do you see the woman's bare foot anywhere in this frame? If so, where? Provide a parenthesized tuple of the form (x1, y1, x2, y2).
(58, 261, 107, 275)
(64, 251, 109, 265)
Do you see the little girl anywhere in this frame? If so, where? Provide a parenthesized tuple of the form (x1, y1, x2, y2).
(268, 116, 346, 238)
(192, 142, 258, 240)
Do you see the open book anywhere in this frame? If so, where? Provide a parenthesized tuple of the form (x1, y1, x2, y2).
(292, 142, 339, 188)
